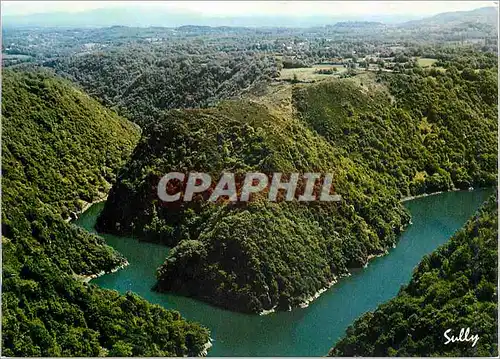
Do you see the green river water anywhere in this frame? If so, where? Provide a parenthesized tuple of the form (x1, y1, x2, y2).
(75, 188, 493, 356)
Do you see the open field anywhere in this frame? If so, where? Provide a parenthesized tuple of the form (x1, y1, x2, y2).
(278, 64, 347, 81)
(417, 57, 438, 67)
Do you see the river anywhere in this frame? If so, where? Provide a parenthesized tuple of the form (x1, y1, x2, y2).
(75, 188, 493, 356)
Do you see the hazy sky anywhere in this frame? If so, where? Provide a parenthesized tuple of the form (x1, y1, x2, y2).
(2, 1, 496, 17)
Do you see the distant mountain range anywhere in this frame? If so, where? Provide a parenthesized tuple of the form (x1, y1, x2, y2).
(2, 6, 497, 28)
(402, 6, 498, 28)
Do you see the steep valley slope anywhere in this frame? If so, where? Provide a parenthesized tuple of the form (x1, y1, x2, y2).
(96, 65, 497, 314)
(1, 69, 210, 357)
(330, 194, 498, 357)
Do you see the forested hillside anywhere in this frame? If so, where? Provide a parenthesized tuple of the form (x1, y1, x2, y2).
(330, 194, 498, 357)
(50, 48, 278, 126)
(2, 69, 140, 218)
(96, 99, 410, 313)
(294, 63, 497, 196)
(1, 8, 498, 355)
(1, 70, 210, 356)
(96, 52, 497, 314)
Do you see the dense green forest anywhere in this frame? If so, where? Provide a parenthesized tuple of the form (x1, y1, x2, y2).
(1, 6, 498, 355)
(330, 194, 498, 356)
(294, 63, 498, 195)
(49, 49, 279, 126)
(2, 69, 140, 218)
(1, 70, 210, 356)
(96, 99, 410, 312)
(96, 49, 497, 314)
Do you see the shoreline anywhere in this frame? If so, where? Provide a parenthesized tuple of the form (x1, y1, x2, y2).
(299, 276, 339, 309)
(363, 250, 389, 268)
(81, 195, 108, 214)
(259, 245, 401, 313)
(262, 188, 488, 313)
(76, 260, 130, 283)
(259, 305, 278, 316)
(294, 240, 402, 310)
(65, 195, 108, 222)
(71, 191, 130, 284)
(79, 187, 490, 316)
(400, 187, 473, 203)
(200, 338, 213, 356)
